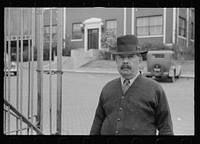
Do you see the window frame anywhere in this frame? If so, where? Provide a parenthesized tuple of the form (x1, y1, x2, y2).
(105, 19, 117, 34)
(179, 17, 187, 38)
(136, 15, 163, 36)
(72, 22, 82, 40)
(191, 22, 194, 40)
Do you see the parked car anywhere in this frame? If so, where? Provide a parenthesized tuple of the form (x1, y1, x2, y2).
(5, 53, 18, 76)
(145, 50, 181, 82)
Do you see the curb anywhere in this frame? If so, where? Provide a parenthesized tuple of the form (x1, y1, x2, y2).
(62, 69, 194, 79)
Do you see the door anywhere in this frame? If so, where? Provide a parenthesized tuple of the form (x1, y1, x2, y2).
(88, 28, 99, 50)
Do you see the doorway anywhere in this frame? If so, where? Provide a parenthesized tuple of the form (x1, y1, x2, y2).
(88, 28, 99, 50)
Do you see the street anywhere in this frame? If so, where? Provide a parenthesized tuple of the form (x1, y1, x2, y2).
(5, 69, 194, 135)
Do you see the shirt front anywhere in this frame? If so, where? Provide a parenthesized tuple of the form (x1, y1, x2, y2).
(120, 71, 140, 87)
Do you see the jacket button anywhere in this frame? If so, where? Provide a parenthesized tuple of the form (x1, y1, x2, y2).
(117, 118, 121, 121)
(115, 131, 119, 134)
(121, 96, 125, 99)
(119, 107, 123, 111)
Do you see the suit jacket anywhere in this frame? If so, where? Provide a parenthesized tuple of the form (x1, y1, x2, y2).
(90, 74, 173, 135)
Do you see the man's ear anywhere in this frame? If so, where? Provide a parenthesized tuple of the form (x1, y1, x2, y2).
(137, 54, 142, 62)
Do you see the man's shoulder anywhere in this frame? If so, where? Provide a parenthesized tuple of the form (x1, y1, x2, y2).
(139, 74, 162, 88)
(103, 77, 120, 89)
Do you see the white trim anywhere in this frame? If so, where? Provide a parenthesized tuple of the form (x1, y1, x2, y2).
(131, 8, 135, 34)
(163, 8, 166, 44)
(124, 8, 126, 35)
(63, 8, 66, 46)
(138, 35, 163, 38)
(177, 8, 179, 44)
(178, 35, 187, 40)
(172, 8, 176, 44)
(83, 18, 102, 52)
(71, 39, 83, 42)
(165, 43, 173, 47)
(186, 8, 189, 47)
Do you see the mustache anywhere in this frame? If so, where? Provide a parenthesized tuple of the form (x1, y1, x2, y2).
(121, 65, 131, 70)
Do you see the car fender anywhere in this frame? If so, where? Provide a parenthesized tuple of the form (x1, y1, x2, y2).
(169, 66, 175, 77)
(176, 65, 182, 75)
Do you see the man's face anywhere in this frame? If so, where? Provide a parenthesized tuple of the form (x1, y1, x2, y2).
(116, 54, 141, 79)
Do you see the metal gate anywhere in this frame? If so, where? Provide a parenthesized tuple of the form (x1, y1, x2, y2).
(4, 8, 63, 135)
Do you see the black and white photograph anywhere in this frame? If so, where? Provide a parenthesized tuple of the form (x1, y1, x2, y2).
(4, 8, 194, 136)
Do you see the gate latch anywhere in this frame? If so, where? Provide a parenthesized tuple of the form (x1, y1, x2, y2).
(43, 70, 63, 75)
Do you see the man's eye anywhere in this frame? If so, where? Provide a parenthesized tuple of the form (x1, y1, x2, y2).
(128, 55, 134, 59)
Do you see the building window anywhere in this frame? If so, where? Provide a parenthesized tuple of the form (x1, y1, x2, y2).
(106, 19, 117, 34)
(179, 17, 186, 37)
(191, 22, 194, 40)
(136, 16, 163, 36)
(44, 25, 57, 34)
(43, 25, 57, 43)
(72, 23, 82, 39)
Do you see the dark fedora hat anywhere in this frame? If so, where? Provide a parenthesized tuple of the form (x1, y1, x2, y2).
(109, 35, 147, 54)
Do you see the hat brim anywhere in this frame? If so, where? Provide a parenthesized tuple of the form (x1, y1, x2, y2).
(109, 49, 148, 55)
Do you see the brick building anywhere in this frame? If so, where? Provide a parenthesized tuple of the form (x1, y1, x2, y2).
(63, 8, 194, 53)
(5, 8, 195, 57)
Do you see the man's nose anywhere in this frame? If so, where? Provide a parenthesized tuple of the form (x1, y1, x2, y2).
(123, 57, 129, 64)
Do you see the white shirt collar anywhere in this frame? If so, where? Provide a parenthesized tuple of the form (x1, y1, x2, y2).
(121, 71, 140, 86)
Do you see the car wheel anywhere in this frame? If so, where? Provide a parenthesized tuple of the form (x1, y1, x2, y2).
(177, 70, 181, 79)
(169, 72, 175, 83)
(150, 64, 164, 77)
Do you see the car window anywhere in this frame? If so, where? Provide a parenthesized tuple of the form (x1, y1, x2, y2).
(151, 54, 165, 59)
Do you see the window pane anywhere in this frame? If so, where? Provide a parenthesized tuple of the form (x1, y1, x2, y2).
(52, 26, 57, 33)
(44, 27, 50, 34)
(106, 20, 117, 30)
(152, 54, 164, 58)
(179, 17, 186, 37)
(150, 26, 162, 35)
(137, 27, 148, 36)
(72, 23, 82, 39)
(137, 18, 148, 26)
(150, 16, 162, 26)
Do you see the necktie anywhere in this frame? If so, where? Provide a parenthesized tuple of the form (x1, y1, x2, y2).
(122, 79, 130, 94)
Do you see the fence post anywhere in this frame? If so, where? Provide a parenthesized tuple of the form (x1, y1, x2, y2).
(56, 8, 63, 134)
(36, 8, 44, 132)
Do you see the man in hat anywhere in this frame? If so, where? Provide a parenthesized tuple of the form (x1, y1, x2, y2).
(90, 35, 173, 135)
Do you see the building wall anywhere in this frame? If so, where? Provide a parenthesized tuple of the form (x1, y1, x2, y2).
(165, 8, 173, 44)
(134, 8, 164, 45)
(6, 8, 195, 53)
(178, 8, 191, 49)
(138, 37, 163, 46)
(43, 9, 57, 26)
(126, 8, 132, 35)
(65, 8, 124, 49)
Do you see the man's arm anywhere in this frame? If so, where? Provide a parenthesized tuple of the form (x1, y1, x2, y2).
(90, 94, 106, 135)
(155, 87, 174, 135)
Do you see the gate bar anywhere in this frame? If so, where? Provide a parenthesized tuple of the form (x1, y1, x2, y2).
(20, 8, 24, 135)
(49, 8, 53, 134)
(36, 8, 44, 132)
(7, 7, 11, 135)
(56, 8, 63, 134)
(4, 99, 43, 135)
(16, 8, 20, 135)
(27, 8, 31, 135)
(30, 8, 36, 135)
(4, 8, 7, 134)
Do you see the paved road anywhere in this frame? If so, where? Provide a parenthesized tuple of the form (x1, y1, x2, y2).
(5, 70, 194, 135)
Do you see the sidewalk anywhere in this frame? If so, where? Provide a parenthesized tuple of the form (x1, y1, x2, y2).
(25, 57, 194, 78)
(62, 59, 195, 79)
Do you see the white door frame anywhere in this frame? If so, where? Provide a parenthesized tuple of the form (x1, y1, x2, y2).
(82, 18, 103, 52)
